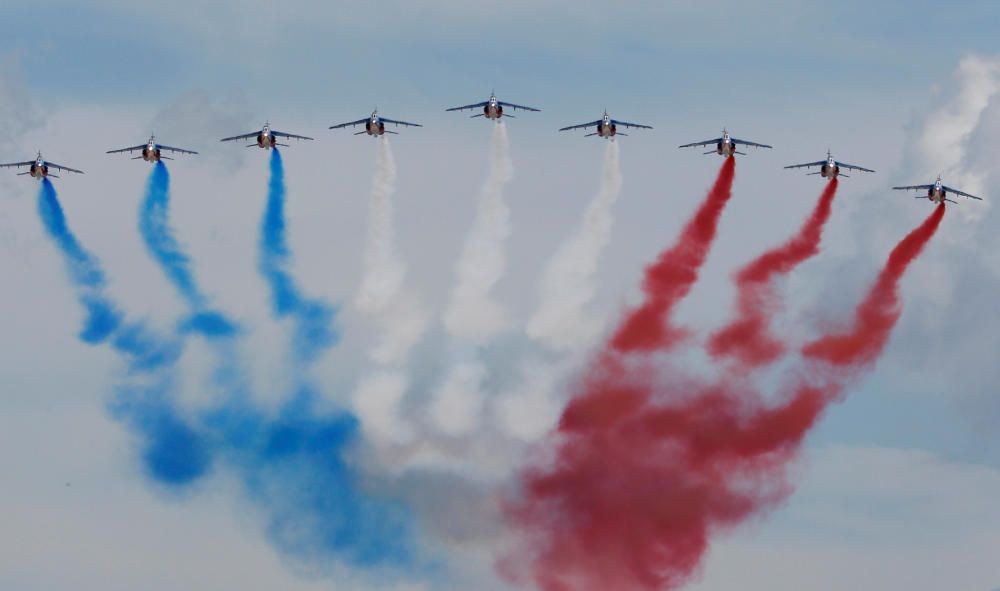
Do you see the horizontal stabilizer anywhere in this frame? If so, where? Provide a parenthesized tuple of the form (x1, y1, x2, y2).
(470, 114, 485, 118)
(703, 150, 715, 155)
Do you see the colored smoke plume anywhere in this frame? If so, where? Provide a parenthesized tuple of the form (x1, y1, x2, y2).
(709, 179, 839, 368)
(611, 156, 736, 353)
(259, 148, 338, 363)
(139, 162, 237, 337)
(506, 179, 945, 591)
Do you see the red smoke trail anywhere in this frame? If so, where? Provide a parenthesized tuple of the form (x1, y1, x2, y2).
(611, 157, 736, 353)
(804, 202, 946, 368)
(708, 179, 839, 368)
(506, 199, 946, 591)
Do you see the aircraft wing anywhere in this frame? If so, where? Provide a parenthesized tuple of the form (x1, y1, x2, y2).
(942, 185, 982, 200)
(329, 118, 369, 130)
(678, 138, 721, 148)
(892, 184, 934, 191)
(220, 131, 259, 142)
(835, 161, 875, 173)
(45, 161, 84, 174)
(445, 101, 489, 112)
(380, 117, 423, 128)
(158, 144, 199, 155)
(559, 120, 603, 132)
(497, 101, 540, 112)
(271, 130, 314, 141)
(731, 138, 773, 149)
(0, 160, 36, 169)
(106, 144, 146, 155)
(784, 160, 826, 169)
(611, 119, 652, 130)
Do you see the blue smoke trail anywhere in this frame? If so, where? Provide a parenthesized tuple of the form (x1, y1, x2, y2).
(259, 149, 338, 362)
(40, 177, 418, 573)
(37, 180, 202, 482)
(37, 179, 180, 370)
(139, 162, 237, 338)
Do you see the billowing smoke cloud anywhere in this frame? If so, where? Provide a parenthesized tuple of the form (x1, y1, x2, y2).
(527, 140, 622, 352)
(139, 162, 237, 337)
(354, 138, 427, 445)
(431, 123, 513, 436)
(504, 168, 945, 591)
(259, 148, 338, 363)
(709, 179, 839, 368)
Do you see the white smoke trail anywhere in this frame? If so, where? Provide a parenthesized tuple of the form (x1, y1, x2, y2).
(430, 123, 514, 437)
(355, 138, 427, 365)
(497, 141, 622, 442)
(353, 138, 427, 444)
(443, 123, 513, 342)
(527, 140, 622, 352)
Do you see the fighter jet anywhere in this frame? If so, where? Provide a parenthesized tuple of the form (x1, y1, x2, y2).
(329, 109, 421, 136)
(785, 151, 874, 179)
(220, 122, 313, 149)
(559, 111, 652, 139)
(679, 129, 772, 157)
(893, 176, 982, 204)
(0, 152, 83, 179)
(107, 135, 197, 162)
(446, 92, 540, 120)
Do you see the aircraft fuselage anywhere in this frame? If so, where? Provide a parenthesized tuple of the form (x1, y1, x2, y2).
(256, 128, 277, 149)
(716, 135, 736, 157)
(484, 100, 504, 120)
(595, 117, 617, 138)
(364, 117, 386, 136)
(820, 159, 841, 179)
(141, 144, 163, 162)
(28, 161, 49, 179)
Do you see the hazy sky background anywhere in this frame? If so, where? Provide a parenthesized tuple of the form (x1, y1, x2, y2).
(1, 2, 999, 590)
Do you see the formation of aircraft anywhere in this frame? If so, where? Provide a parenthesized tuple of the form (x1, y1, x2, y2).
(0, 91, 986, 207)
(220, 122, 313, 149)
(559, 111, 653, 138)
(679, 129, 772, 157)
(784, 150, 875, 180)
(107, 135, 198, 162)
(893, 176, 982, 204)
(329, 110, 422, 136)
(446, 92, 540, 120)
(0, 152, 84, 178)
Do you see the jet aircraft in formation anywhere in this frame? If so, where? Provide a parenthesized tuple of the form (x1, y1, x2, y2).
(107, 135, 198, 162)
(893, 176, 982, 204)
(784, 150, 874, 179)
(446, 92, 540, 120)
(0, 98, 988, 208)
(0, 152, 84, 178)
(220, 123, 313, 149)
(329, 110, 422, 136)
(559, 111, 653, 138)
(679, 129, 772, 157)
